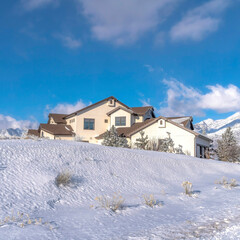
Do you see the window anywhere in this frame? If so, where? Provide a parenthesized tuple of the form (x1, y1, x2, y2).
(104, 119, 108, 123)
(84, 118, 95, 130)
(115, 117, 126, 126)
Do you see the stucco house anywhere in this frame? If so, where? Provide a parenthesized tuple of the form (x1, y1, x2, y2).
(28, 96, 212, 158)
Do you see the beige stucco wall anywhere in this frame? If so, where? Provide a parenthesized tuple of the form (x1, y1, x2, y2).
(110, 109, 132, 128)
(40, 130, 55, 139)
(40, 129, 73, 141)
(66, 100, 124, 143)
(133, 115, 144, 123)
(49, 117, 56, 124)
(54, 135, 74, 140)
(130, 119, 196, 157)
(66, 117, 77, 133)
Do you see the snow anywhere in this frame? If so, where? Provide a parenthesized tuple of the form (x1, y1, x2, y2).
(1, 139, 240, 239)
(0, 128, 25, 139)
(195, 112, 240, 143)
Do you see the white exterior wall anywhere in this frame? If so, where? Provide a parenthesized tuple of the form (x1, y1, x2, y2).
(130, 119, 196, 157)
(110, 109, 132, 128)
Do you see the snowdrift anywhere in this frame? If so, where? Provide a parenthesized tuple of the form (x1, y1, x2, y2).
(1, 139, 240, 239)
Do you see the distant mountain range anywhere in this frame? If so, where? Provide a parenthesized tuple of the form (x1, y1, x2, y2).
(194, 112, 240, 142)
(0, 128, 26, 139)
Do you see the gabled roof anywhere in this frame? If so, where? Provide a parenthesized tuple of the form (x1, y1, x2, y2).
(167, 116, 193, 128)
(48, 114, 67, 124)
(96, 116, 212, 142)
(131, 106, 154, 115)
(96, 118, 156, 140)
(39, 124, 75, 136)
(106, 106, 134, 116)
(27, 129, 40, 137)
(64, 96, 130, 119)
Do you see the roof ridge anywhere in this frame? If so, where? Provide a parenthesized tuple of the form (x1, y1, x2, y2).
(64, 96, 130, 119)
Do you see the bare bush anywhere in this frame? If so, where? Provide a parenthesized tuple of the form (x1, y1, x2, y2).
(215, 177, 238, 189)
(143, 194, 162, 207)
(95, 193, 125, 212)
(55, 171, 71, 187)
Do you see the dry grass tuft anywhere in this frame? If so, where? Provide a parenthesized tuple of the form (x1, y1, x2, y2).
(182, 181, 193, 196)
(215, 177, 238, 189)
(143, 194, 162, 207)
(95, 193, 125, 212)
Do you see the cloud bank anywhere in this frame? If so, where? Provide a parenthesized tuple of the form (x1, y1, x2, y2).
(0, 114, 38, 130)
(79, 0, 178, 45)
(47, 100, 88, 115)
(170, 0, 231, 41)
(159, 79, 240, 116)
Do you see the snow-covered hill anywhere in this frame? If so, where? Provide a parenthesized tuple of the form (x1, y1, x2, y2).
(0, 128, 26, 139)
(1, 139, 240, 239)
(195, 112, 240, 142)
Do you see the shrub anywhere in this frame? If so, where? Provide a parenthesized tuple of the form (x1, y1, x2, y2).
(94, 193, 125, 212)
(55, 171, 71, 187)
(182, 181, 193, 196)
(135, 131, 149, 150)
(143, 194, 160, 207)
(102, 126, 129, 148)
(215, 177, 238, 189)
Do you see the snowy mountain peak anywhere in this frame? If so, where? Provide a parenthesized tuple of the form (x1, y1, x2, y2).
(195, 112, 240, 142)
(0, 128, 26, 139)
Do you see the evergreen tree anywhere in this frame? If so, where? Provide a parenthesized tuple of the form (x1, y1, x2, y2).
(217, 127, 240, 162)
(158, 132, 175, 153)
(135, 131, 149, 150)
(102, 126, 129, 148)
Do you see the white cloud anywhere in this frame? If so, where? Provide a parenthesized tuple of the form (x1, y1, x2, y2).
(200, 84, 240, 113)
(170, 0, 231, 41)
(78, 0, 178, 45)
(144, 64, 154, 73)
(0, 114, 38, 130)
(159, 79, 240, 116)
(55, 34, 82, 49)
(48, 100, 88, 115)
(140, 98, 152, 107)
(21, 0, 57, 11)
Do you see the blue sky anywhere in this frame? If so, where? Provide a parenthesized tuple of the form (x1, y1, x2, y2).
(1, 0, 240, 129)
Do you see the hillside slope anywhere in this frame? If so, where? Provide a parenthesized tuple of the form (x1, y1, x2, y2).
(1, 140, 240, 239)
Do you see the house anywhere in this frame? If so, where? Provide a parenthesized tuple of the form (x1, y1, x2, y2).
(28, 96, 212, 158)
